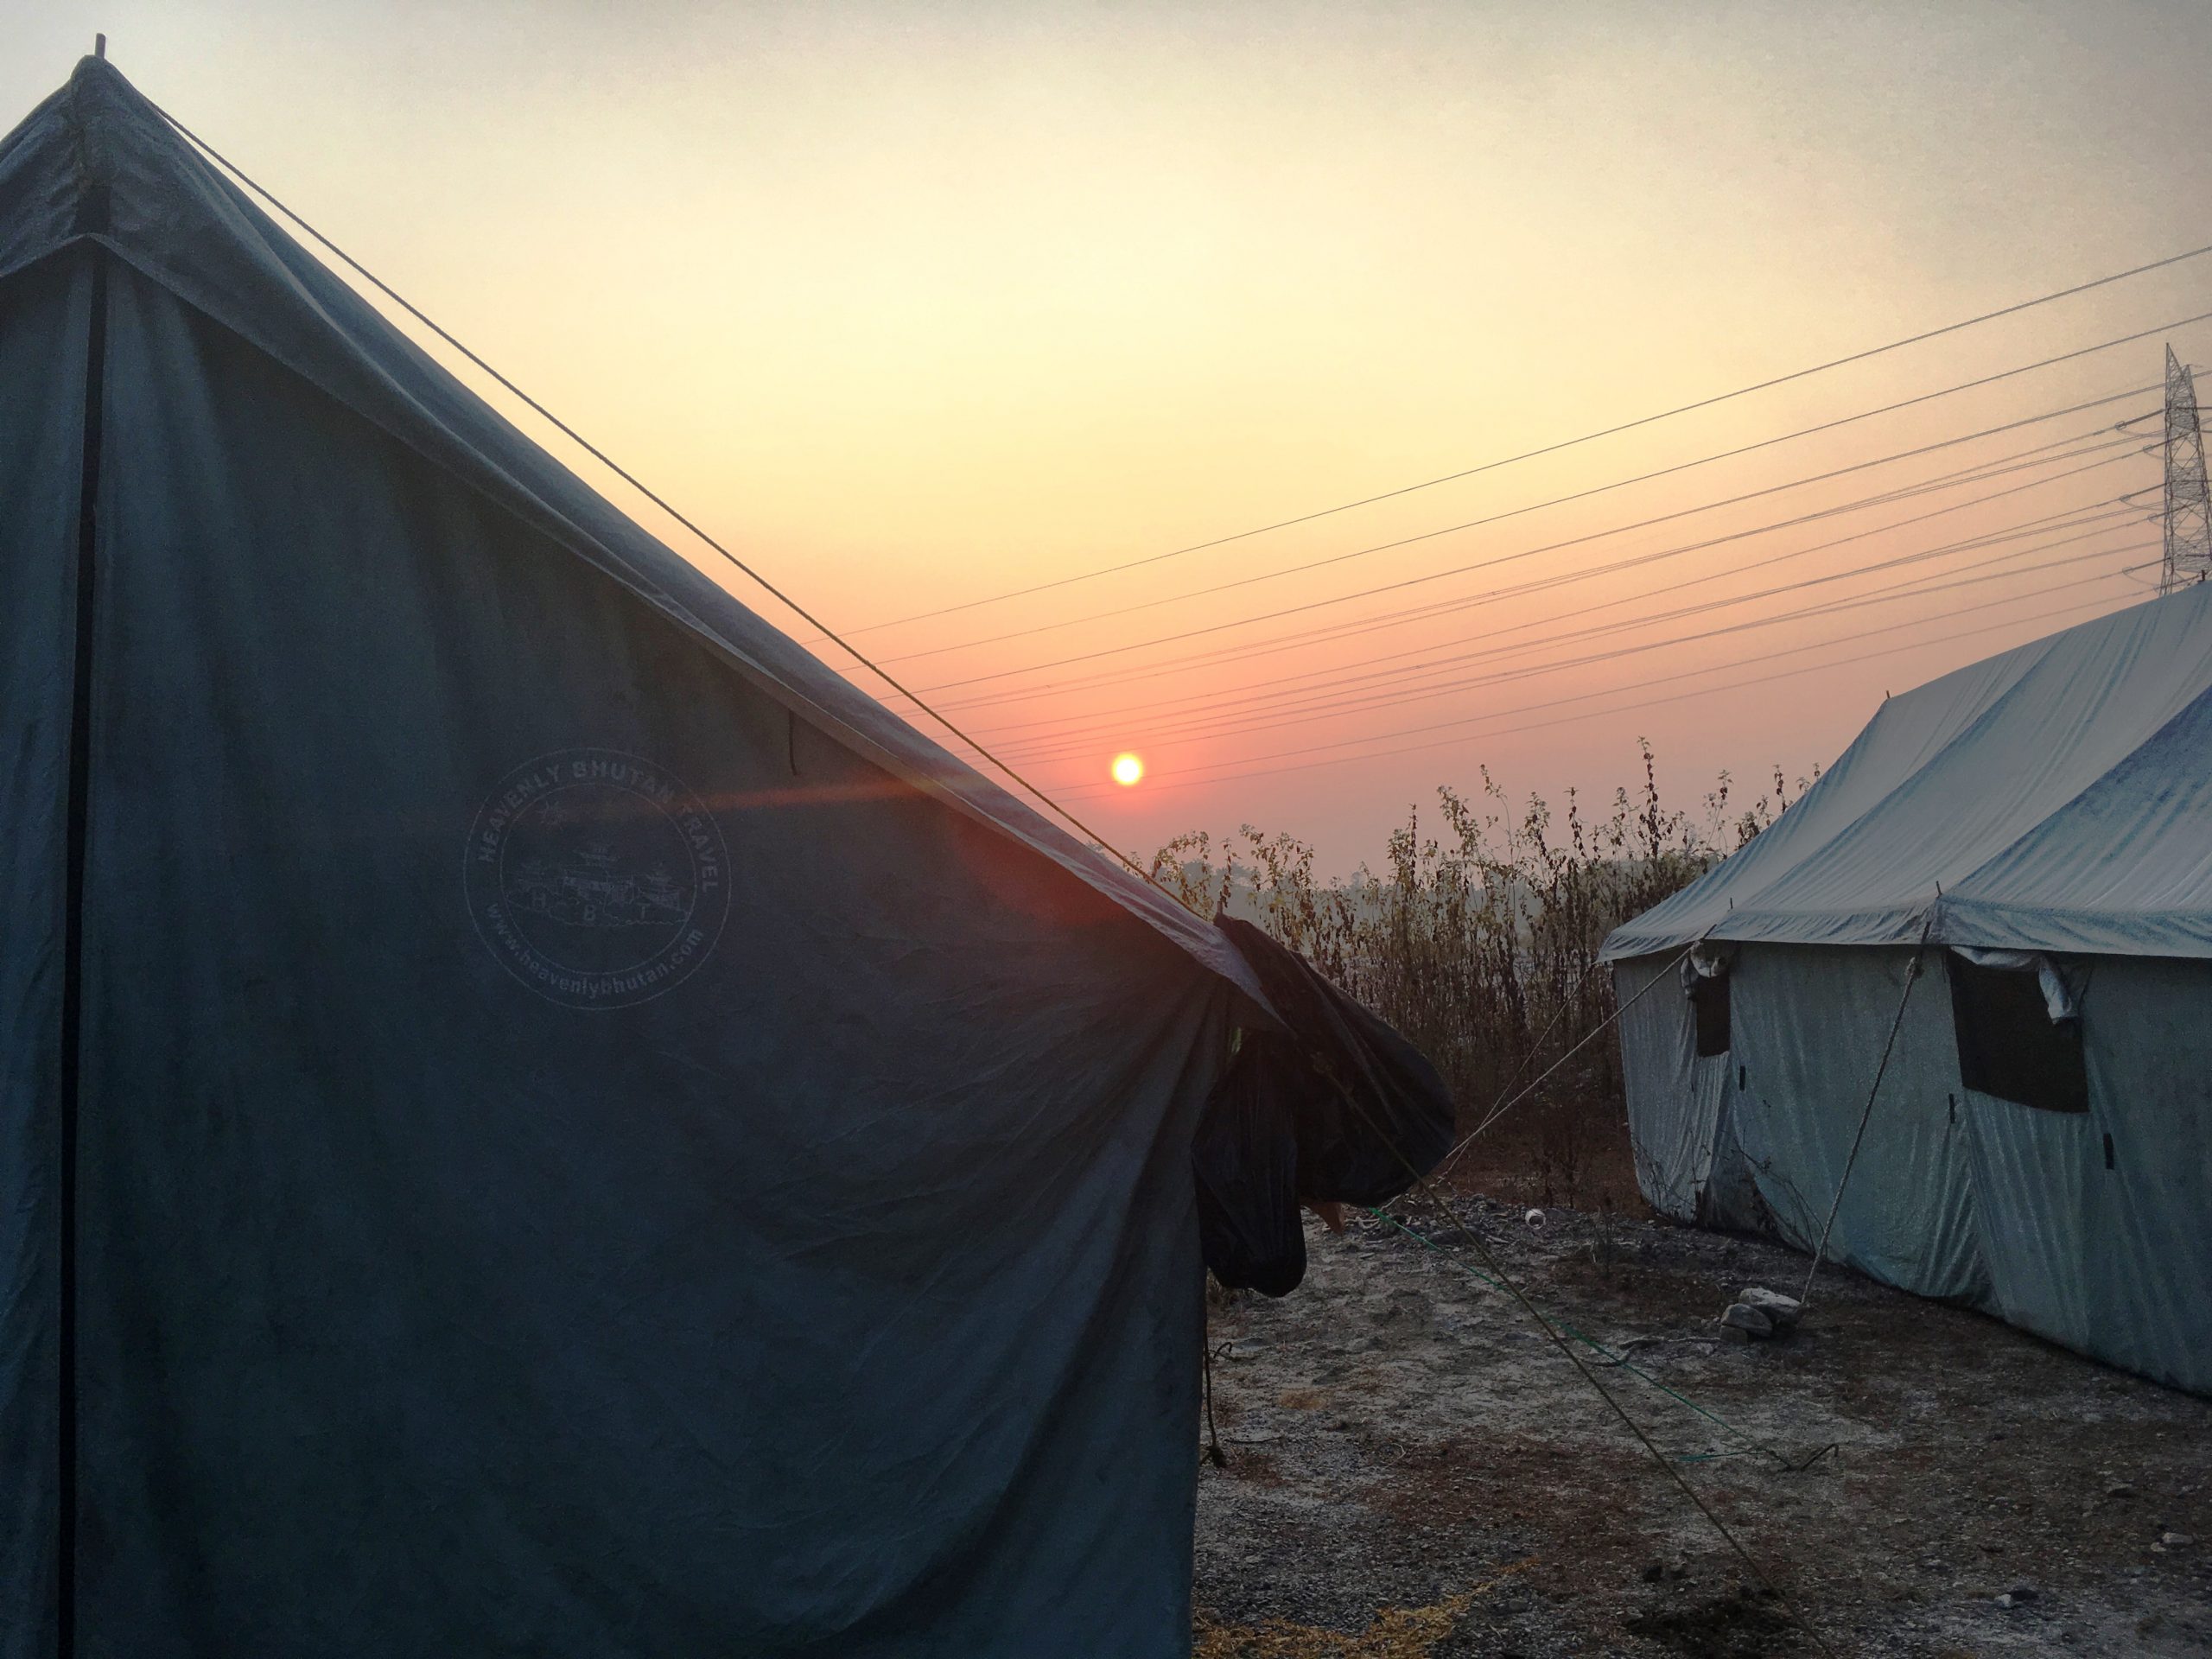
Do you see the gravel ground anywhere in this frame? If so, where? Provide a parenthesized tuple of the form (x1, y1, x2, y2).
(1192, 1199, 2212, 1657)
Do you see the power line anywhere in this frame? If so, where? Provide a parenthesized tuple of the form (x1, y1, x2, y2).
(834, 252, 2212, 639)
(998, 511, 2133, 763)
(1063, 550, 2148, 792)
(881, 383, 2161, 668)
(933, 448, 2139, 717)
(921, 412, 2149, 701)
(1016, 537, 2145, 774)
(970, 496, 2128, 749)
(148, 92, 2195, 857)
(148, 99, 1169, 886)
(995, 515, 2142, 763)
(1053, 577, 2140, 802)
(906, 387, 2150, 690)
(958, 434, 2135, 743)
(1112, 543, 2143, 773)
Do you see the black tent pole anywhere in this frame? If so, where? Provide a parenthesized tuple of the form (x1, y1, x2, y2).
(58, 209, 112, 1659)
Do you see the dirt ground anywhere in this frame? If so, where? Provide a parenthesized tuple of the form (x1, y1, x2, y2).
(1192, 1196, 2212, 1657)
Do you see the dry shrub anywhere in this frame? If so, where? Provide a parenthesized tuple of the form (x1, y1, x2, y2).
(1154, 745, 1812, 1207)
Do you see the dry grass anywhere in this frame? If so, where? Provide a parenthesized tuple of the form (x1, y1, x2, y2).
(1194, 1563, 1535, 1659)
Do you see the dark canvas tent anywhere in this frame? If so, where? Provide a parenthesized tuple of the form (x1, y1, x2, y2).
(0, 59, 1447, 1656)
(1603, 584, 2212, 1395)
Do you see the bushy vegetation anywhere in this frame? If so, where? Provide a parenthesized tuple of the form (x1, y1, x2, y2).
(1152, 744, 1814, 1205)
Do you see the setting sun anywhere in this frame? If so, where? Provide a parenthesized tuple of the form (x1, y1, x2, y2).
(1109, 753, 1144, 787)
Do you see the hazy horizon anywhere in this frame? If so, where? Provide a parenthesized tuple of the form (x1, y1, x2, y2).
(15, 2, 2209, 870)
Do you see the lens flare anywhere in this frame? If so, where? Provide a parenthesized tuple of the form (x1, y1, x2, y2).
(1110, 753, 1144, 787)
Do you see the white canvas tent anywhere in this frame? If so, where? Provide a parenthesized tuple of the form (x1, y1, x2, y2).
(0, 58, 1448, 1657)
(1605, 582, 2212, 1395)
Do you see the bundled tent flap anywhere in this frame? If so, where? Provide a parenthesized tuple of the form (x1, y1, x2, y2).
(1193, 920, 1455, 1294)
(1190, 1045, 1306, 1297)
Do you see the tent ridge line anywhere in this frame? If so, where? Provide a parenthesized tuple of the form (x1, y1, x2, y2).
(79, 235, 1253, 998)
(1605, 904, 1950, 958)
(1599, 684, 1977, 957)
(73, 244, 1033, 817)
(1942, 673, 2212, 905)
(29, 61, 1269, 1004)
(136, 73, 1183, 904)
(1728, 652, 2053, 925)
(1619, 593, 2205, 963)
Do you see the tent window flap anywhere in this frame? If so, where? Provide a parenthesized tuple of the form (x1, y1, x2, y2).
(1946, 951, 2088, 1114)
(1682, 950, 1732, 1058)
(1691, 972, 1732, 1058)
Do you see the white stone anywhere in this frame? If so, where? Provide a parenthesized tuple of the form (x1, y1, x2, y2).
(1719, 1302, 1775, 1338)
(1738, 1286, 1803, 1330)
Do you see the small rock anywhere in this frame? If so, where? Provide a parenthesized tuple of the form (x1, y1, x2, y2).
(1524, 1208, 1548, 1230)
(2105, 1482, 2136, 1499)
(2006, 1584, 2040, 1604)
(1719, 1302, 1775, 1339)
(1738, 1286, 1803, 1330)
(2161, 1531, 2193, 1548)
(1224, 1338, 1269, 1361)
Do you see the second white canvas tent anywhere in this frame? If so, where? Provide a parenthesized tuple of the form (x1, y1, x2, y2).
(1604, 583, 2212, 1395)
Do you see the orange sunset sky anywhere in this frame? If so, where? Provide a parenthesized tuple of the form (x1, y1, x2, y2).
(14, 3, 2210, 868)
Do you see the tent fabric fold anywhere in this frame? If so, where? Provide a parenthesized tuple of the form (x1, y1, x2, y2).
(1191, 920, 1455, 1295)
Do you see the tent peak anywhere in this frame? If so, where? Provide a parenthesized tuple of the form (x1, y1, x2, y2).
(0, 49, 1283, 1014)
(68, 53, 131, 93)
(57, 55, 149, 236)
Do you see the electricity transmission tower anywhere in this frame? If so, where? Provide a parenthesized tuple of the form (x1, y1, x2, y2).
(2160, 345, 2211, 593)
